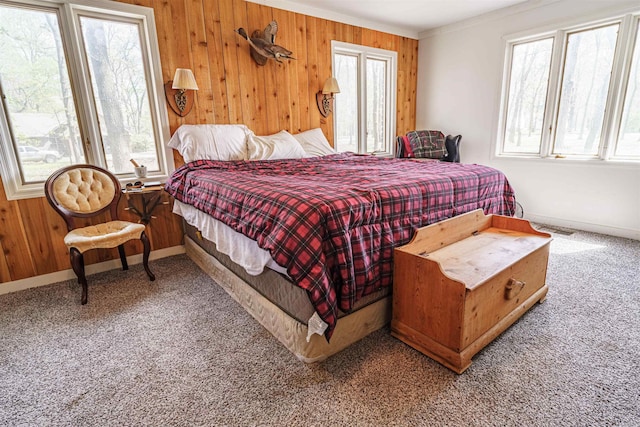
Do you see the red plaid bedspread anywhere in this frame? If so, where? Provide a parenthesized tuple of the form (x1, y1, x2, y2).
(166, 153, 515, 339)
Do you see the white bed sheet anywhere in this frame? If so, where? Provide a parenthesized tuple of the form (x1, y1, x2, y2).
(173, 200, 288, 276)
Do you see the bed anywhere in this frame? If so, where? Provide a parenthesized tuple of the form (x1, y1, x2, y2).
(165, 125, 516, 362)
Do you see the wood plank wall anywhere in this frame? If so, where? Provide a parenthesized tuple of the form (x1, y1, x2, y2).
(0, 0, 418, 285)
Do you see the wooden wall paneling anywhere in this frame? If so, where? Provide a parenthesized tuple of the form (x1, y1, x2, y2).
(218, 0, 244, 124)
(167, 0, 192, 83)
(375, 29, 388, 49)
(202, 0, 228, 124)
(339, 22, 354, 44)
(334, 21, 344, 42)
(271, 8, 295, 134)
(0, 179, 35, 282)
(353, 24, 363, 45)
(244, 3, 270, 133)
(409, 38, 418, 133)
(0, 193, 36, 281)
(0, 240, 10, 282)
(398, 68, 409, 135)
(315, 18, 332, 142)
(294, 13, 310, 133)
(305, 17, 322, 138)
(0, 188, 14, 282)
(42, 201, 73, 271)
(17, 198, 58, 276)
(169, 0, 196, 126)
(152, 0, 176, 77)
(283, 11, 300, 134)
(152, 196, 184, 247)
(249, 4, 277, 135)
(327, 19, 338, 141)
(405, 36, 418, 135)
(123, 0, 153, 7)
(0, 179, 20, 281)
(153, 0, 179, 133)
(397, 36, 408, 136)
(371, 29, 391, 49)
(361, 28, 375, 49)
(185, 0, 215, 124)
(134, 0, 154, 8)
(325, 20, 337, 142)
(286, 12, 304, 133)
(385, 33, 398, 51)
(231, 1, 255, 130)
(256, 9, 281, 134)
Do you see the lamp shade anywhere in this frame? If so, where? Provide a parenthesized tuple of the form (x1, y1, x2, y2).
(322, 77, 340, 95)
(172, 68, 199, 90)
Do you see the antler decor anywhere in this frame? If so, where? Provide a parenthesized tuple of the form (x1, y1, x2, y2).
(234, 21, 295, 66)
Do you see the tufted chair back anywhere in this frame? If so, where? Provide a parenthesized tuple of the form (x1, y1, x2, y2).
(45, 164, 121, 231)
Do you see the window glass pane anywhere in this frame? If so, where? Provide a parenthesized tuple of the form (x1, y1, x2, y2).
(366, 58, 387, 153)
(503, 38, 553, 154)
(334, 53, 358, 153)
(80, 16, 158, 174)
(554, 24, 618, 156)
(616, 21, 640, 158)
(0, 5, 83, 183)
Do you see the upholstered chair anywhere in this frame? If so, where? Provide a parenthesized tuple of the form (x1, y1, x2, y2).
(442, 134, 462, 163)
(395, 131, 462, 162)
(45, 164, 155, 304)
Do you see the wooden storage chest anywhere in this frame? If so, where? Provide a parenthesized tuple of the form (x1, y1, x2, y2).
(391, 209, 552, 373)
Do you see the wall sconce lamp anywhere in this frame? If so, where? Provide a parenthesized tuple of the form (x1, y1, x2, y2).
(164, 68, 199, 117)
(316, 77, 340, 117)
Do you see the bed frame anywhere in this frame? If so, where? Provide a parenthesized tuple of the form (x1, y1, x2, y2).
(184, 228, 391, 362)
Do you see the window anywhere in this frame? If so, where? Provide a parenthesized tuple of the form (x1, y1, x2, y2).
(498, 13, 640, 162)
(332, 41, 397, 156)
(0, 0, 170, 200)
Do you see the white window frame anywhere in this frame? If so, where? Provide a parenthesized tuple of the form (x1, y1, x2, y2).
(496, 11, 640, 163)
(0, 0, 171, 200)
(331, 41, 397, 156)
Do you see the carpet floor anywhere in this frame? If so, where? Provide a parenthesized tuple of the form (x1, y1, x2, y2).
(0, 227, 638, 426)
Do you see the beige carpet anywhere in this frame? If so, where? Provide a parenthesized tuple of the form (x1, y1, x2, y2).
(0, 227, 638, 426)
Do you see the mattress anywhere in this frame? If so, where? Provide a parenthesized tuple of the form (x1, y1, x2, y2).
(183, 219, 389, 325)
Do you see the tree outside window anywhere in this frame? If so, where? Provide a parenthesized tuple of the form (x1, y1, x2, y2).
(0, 0, 170, 200)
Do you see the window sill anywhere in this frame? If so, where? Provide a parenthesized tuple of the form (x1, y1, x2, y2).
(493, 154, 640, 169)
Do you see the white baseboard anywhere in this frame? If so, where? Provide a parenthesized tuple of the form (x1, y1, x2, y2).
(0, 245, 186, 297)
(525, 214, 639, 240)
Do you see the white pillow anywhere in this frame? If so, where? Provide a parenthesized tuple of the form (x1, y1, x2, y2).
(291, 128, 336, 157)
(168, 124, 251, 162)
(246, 130, 307, 160)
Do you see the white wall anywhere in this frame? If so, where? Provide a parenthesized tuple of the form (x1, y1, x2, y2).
(416, 0, 640, 239)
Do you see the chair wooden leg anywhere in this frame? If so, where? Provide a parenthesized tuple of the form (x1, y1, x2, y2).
(117, 244, 129, 271)
(70, 247, 88, 305)
(76, 251, 84, 284)
(140, 231, 155, 281)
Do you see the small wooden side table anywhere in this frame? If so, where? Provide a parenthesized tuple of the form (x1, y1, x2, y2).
(123, 184, 168, 224)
